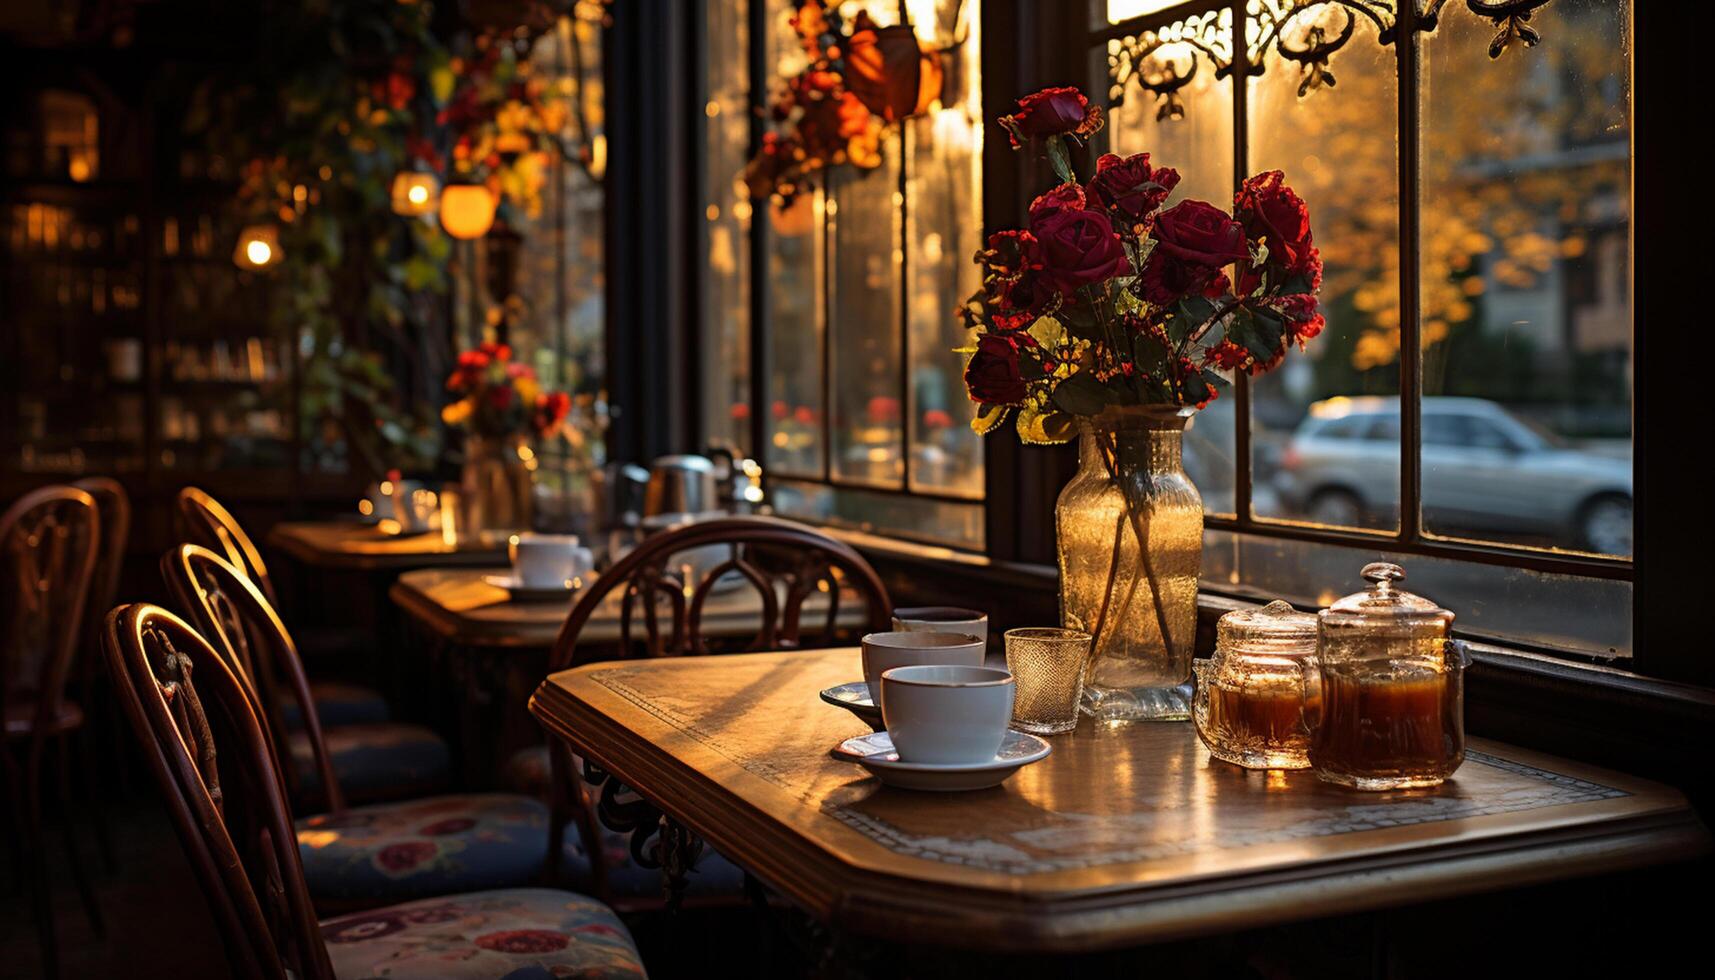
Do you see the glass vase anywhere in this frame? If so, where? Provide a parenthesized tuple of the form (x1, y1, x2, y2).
(1056, 406, 1202, 721)
(461, 433, 534, 536)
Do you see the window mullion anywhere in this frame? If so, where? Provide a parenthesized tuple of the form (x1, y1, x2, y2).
(1396, 2, 1424, 544)
(747, 0, 769, 470)
(1230, 0, 1252, 528)
(899, 121, 912, 491)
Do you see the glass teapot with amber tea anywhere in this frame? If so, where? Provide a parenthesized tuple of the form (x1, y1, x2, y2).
(1193, 601, 1320, 770)
(1309, 562, 1469, 790)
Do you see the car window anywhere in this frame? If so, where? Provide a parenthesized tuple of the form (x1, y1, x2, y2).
(1366, 416, 1400, 441)
(1462, 417, 1516, 451)
(1422, 414, 1466, 447)
(1315, 415, 1369, 440)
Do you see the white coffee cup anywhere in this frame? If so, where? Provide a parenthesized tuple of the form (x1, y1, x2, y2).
(509, 533, 593, 589)
(891, 606, 989, 646)
(860, 630, 986, 702)
(880, 665, 1015, 765)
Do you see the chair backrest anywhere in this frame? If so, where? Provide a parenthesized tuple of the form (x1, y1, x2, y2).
(161, 544, 344, 813)
(102, 603, 332, 980)
(176, 487, 278, 607)
(1, 486, 100, 743)
(549, 514, 891, 670)
(74, 476, 131, 665)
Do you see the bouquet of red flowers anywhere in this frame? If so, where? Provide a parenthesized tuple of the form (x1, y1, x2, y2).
(442, 341, 570, 440)
(962, 86, 1323, 443)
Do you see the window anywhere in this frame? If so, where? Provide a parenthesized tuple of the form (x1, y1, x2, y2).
(454, 10, 609, 519)
(1096, 0, 1632, 659)
(700, 0, 985, 549)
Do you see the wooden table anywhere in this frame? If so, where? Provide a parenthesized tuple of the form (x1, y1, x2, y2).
(267, 520, 507, 572)
(390, 566, 870, 648)
(393, 568, 871, 786)
(530, 648, 1708, 953)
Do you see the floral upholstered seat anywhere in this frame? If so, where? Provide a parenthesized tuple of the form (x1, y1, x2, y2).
(321, 888, 645, 979)
(297, 794, 560, 908)
(280, 679, 393, 729)
(297, 791, 744, 911)
(290, 722, 452, 806)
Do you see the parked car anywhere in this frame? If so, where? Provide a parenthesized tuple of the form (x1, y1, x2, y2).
(1273, 396, 1632, 554)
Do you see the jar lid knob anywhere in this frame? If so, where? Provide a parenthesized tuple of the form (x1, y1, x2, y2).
(1361, 562, 1406, 592)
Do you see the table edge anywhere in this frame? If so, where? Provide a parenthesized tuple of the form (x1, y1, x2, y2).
(528, 662, 1709, 951)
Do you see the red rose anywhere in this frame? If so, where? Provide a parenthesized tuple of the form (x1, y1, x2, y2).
(999, 86, 1102, 148)
(976, 230, 1056, 316)
(474, 929, 571, 954)
(1087, 152, 1181, 223)
(1029, 207, 1131, 296)
(1235, 171, 1314, 273)
(1151, 200, 1249, 268)
(964, 333, 1029, 406)
(1027, 183, 1086, 221)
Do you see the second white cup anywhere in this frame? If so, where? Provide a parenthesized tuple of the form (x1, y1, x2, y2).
(510, 533, 593, 589)
(861, 630, 986, 702)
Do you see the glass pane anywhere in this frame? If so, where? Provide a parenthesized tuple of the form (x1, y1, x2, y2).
(762, 0, 825, 477)
(1420, 0, 1632, 557)
(764, 189, 826, 476)
(772, 478, 984, 550)
(1247, 12, 1400, 532)
(1101, 13, 1237, 515)
(1202, 528, 1630, 659)
(1103, 0, 1199, 26)
(905, 0, 983, 498)
(827, 130, 904, 487)
(703, 0, 753, 456)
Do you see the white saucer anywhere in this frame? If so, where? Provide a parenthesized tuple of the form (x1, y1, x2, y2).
(482, 574, 584, 603)
(829, 729, 1051, 791)
(819, 682, 884, 732)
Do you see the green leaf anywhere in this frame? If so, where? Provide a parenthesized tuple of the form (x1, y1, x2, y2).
(1166, 295, 1218, 344)
(1056, 303, 1102, 341)
(1050, 372, 1114, 416)
(971, 403, 1010, 436)
(1132, 332, 1169, 377)
(1226, 306, 1285, 362)
(1045, 136, 1075, 185)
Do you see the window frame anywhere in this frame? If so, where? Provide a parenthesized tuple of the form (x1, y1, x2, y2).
(1095, 0, 1632, 583)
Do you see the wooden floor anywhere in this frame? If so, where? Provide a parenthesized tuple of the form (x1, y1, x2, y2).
(0, 796, 227, 979)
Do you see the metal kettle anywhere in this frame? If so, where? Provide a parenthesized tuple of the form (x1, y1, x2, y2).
(643, 454, 720, 518)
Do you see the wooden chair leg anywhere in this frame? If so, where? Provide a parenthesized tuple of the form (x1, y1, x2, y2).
(55, 736, 105, 936)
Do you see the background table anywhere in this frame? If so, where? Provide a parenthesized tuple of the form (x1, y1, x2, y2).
(531, 648, 1707, 953)
(394, 568, 871, 785)
(267, 519, 507, 572)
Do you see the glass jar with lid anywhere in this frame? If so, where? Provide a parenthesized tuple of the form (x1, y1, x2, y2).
(1193, 600, 1320, 769)
(1309, 562, 1469, 790)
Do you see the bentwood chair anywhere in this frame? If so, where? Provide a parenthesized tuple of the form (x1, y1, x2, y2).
(71, 476, 130, 870)
(175, 486, 390, 729)
(534, 514, 891, 908)
(163, 544, 589, 911)
(100, 603, 646, 979)
(1, 486, 105, 979)
(164, 544, 450, 812)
